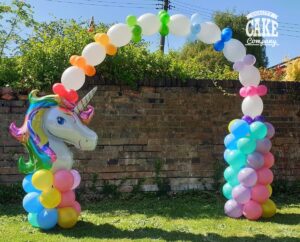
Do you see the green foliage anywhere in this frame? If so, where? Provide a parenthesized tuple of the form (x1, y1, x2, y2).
(0, 183, 24, 204)
(285, 58, 300, 81)
(154, 159, 171, 195)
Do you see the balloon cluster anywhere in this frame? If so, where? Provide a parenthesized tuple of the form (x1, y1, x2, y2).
(187, 13, 201, 42)
(213, 28, 233, 51)
(126, 15, 142, 43)
(22, 169, 81, 229)
(158, 10, 170, 36)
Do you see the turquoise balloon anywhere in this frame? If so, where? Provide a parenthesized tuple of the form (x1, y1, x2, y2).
(23, 192, 43, 213)
(229, 120, 250, 138)
(224, 150, 246, 169)
(37, 209, 58, 230)
(237, 137, 256, 154)
(28, 213, 39, 228)
(250, 121, 267, 139)
(228, 175, 240, 186)
(224, 133, 237, 149)
(222, 183, 233, 199)
(22, 174, 39, 193)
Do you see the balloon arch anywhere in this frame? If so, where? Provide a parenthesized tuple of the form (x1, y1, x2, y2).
(9, 11, 276, 230)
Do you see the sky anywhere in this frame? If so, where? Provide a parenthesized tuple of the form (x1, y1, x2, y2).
(5, 0, 300, 67)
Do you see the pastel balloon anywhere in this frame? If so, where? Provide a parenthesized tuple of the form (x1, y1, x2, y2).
(169, 14, 191, 36)
(224, 199, 243, 218)
(265, 122, 275, 139)
(251, 184, 270, 203)
(224, 133, 237, 149)
(247, 152, 264, 169)
(40, 188, 61, 209)
(107, 23, 131, 47)
(61, 66, 85, 91)
(37, 208, 58, 230)
(243, 54, 256, 65)
(138, 13, 160, 35)
(243, 200, 262, 220)
(82, 42, 106, 66)
(28, 213, 39, 228)
(250, 121, 267, 139)
(256, 138, 272, 154)
(32, 169, 53, 191)
(58, 207, 78, 229)
(257, 85, 268, 96)
(238, 167, 257, 187)
(71, 169, 81, 190)
(263, 152, 275, 168)
(237, 137, 256, 154)
(233, 61, 245, 72)
(224, 150, 247, 169)
(54, 170, 74, 192)
(197, 22, 221, 44)
(191, 13, 202, 24)
(72, 201, 81, 215)
(58, 190, 76, 208)
(23, 173, 39, 193)
(257, 168, 274, 185)
(222, 183, 233, 199)
(228, 119, 239, 132)
(262, 199, 276, 218)
(239, 65, 261, 87)
(232, 185, 251, 204)
(266, 184, 273, 196)
(242, 95, 264, 118)
(224, 166, 237, 182)
(223, 39, 246, 62)
(229, 119, 250, 138)
(23, 192, 43, 213)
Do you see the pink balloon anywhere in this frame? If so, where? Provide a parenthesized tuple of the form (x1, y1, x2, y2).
(265, 122, 275, 139)
(72, 201, 81, 215)
(246, 86, 257, 96)
(256, 138, 272, 154)
(224, 199, 243, 218)
(247, 152, 264, 170)
(54, 170, 74, 192)
(58, 190, 75, 208)
(263, 152, 275, 168)
(243, 200, 262, 220)
(238, 167, 257, 187)
(239, 87, 247, 97)
(71, 169, 81, 190)
(257, 85, 268, 96)
(257, 168, 274, 185)
(251, 184, 270, 203)
(232, 185, 251, 204)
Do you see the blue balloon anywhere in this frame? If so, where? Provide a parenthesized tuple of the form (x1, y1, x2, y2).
(28, 213, 39, 228)
(191, 13, 202, 24)
(224, 133, 237, 149)
(229, 120, 250, 138)
(187, 34, 197, 43)
(191, 23, 201, 34)
(213, 40, 224, 51)
(23, 192, 43, 213)
(22, 174, 39, 193)
(221, 27, 233, 42)
(37, 209, 58, 230)
(223, 149, 231, 162)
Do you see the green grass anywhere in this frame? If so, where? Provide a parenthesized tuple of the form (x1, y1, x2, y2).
(0, 194, 299, 242)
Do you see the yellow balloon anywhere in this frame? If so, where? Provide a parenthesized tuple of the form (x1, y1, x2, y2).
(266, 184, 272, 196)
(58, 207, 78, 229)
(228, 119, 238, 132)
(40, 188, 61, 208)
(32, 169, 53, 191)
(262, 199, 276, 218)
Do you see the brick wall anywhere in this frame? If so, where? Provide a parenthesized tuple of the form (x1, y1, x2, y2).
(0, 79, 299, 192)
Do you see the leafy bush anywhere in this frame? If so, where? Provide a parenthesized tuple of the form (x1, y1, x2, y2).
(285, 58, 300, 81)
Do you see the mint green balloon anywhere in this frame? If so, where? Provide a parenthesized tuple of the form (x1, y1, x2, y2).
(224, 150, 246, 169)
(28, 213, 39, 228)
(126, 15, 137, 27)
(222, 183, 233, 199)
(224, 166, 239, 186)
(250, 121, 267, 139)
(237, 137, 256, 154)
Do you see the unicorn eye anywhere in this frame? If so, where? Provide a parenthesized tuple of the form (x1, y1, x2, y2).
(57, 116, 65, 125)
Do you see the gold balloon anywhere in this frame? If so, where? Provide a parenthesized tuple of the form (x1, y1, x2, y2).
(266, 184, 272, 196)
(262, 199, 276, 218)
(32, 169, 53, 191)
(40, 188, 61, 208)
(228, 119, 238, 132)
(58, 207, 78, 229)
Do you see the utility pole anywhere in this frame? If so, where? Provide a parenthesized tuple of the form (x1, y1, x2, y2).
(157, 0, 172, 53)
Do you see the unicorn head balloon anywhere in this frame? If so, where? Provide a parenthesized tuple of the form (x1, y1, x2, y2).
(9, 87, 98, 173)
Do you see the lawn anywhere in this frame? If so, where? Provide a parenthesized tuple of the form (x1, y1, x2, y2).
(0, 194, 299, 242)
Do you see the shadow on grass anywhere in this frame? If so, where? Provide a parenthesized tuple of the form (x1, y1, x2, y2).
(48, 221, 297, 242)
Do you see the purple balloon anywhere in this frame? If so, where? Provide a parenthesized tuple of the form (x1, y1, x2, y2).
(238, 167, 257, 187)
(232, 185, 251, 204)
(247, 152, 264, 169)
(254, 115, 265, 122)
(242, 115, 253, 124)
(224, 199, 243, 218)
(233, 61, 245, 72)
(243, 54, 256, 66)
(265, 122, 275, 139)
(256, 138, 272, 154)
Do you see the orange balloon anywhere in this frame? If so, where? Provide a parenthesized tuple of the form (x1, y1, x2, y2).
(85, 65, 96, 76)
(95, 33, 109, 46)
(70, 55, 78, 65)
(106, 43, 117, 56)
(75, 56, 87, 69)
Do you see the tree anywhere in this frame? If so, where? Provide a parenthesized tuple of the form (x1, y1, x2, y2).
(285, 59, 300, 81)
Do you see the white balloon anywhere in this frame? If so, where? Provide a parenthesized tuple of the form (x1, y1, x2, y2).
(169, 14, 191, 37)
(107, 23, 131, 47)
(138, 13, 160, 36)
(61, 66, 85, 91)
(82, 42, 106, 66)
(242, 95, 264, 118)
(197, 22, 221, 44)
(239, 65, 261, 87)
(223, 39, 246, 62)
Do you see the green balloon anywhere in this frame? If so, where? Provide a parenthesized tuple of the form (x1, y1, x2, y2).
(126, 15, 137, 27)
(132, 25, 142, 36)
(158, 10, 167, 17)
(222, 183, 233, 199)
(160, 24, 169, 36)
(28, 213, 39, 228)
(132, 34, 142, 43)
(160, 13, 170, 25)
(250, 121, 267, 139)
(237, 137, 256, 154)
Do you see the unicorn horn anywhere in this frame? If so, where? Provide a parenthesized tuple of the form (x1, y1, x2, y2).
(74, 86, 97, 114)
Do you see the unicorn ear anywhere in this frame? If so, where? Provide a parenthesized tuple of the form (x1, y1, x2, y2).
(74, 87, 97, 114)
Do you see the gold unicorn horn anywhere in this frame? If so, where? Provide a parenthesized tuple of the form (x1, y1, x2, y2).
(74, 86, 97, 114)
